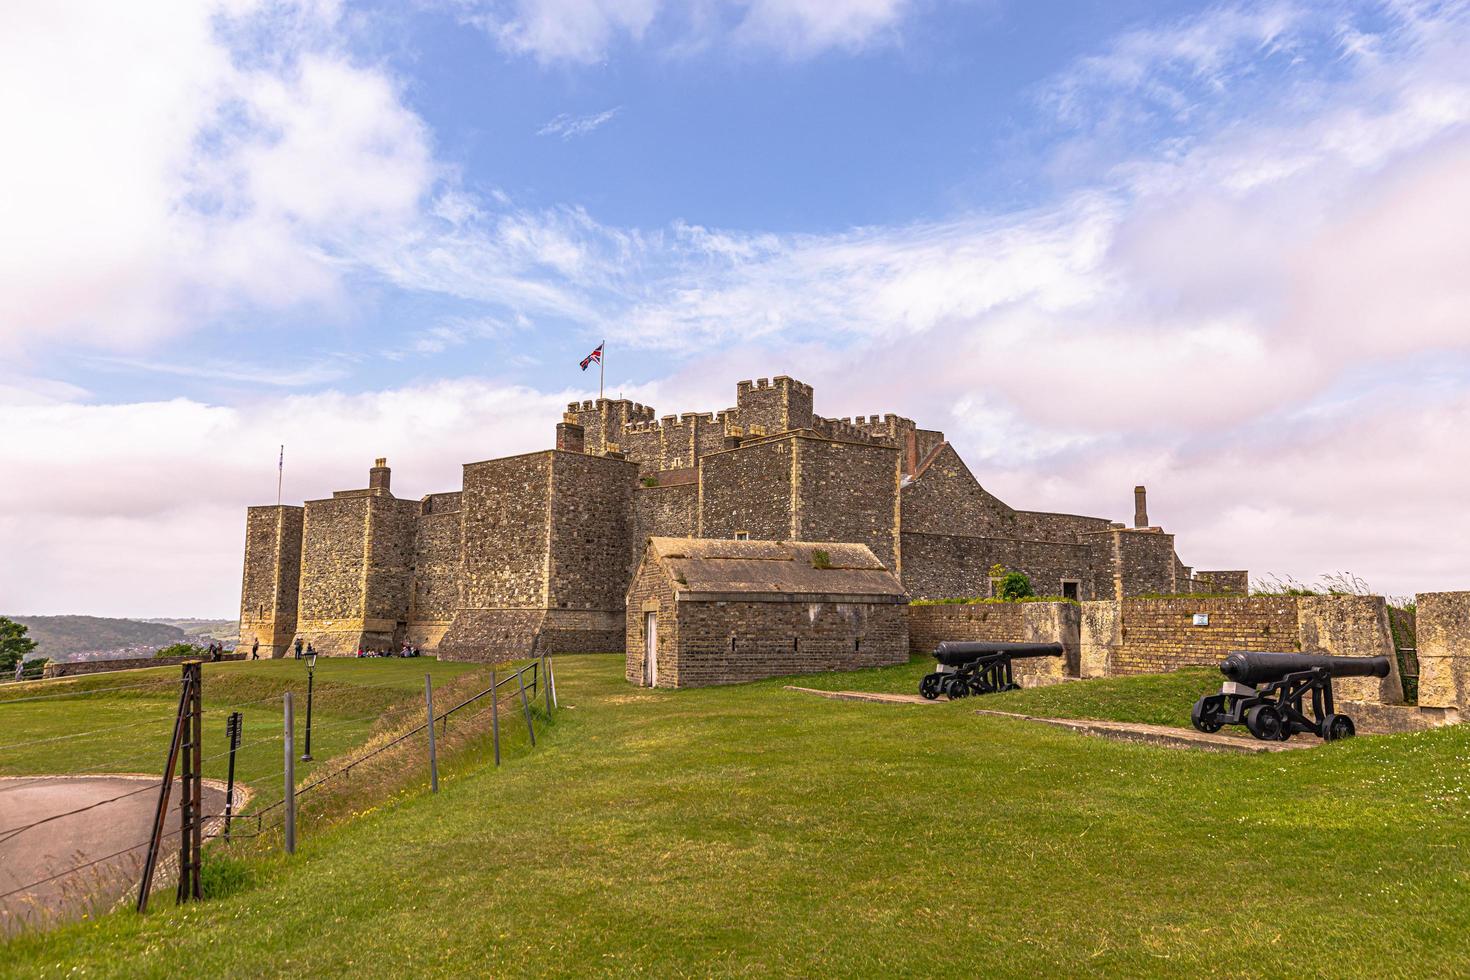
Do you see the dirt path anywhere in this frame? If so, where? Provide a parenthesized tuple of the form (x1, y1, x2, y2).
(0, 775, 235, 933)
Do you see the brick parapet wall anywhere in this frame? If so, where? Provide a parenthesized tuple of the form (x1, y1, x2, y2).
(905, 602, 1079, 684)
(1079, 595, 1407, 705)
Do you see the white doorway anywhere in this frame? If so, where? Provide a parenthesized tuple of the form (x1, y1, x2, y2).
(644, 611, 658, 687)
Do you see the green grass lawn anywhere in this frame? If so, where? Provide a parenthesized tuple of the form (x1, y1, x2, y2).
(0, 657, 485, 796)
(5, 654, 1469, 977)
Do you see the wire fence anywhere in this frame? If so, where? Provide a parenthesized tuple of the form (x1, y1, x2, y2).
(0, 654, 558, 931)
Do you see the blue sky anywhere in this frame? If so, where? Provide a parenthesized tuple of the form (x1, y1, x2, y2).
(2, 0, 1469, 615)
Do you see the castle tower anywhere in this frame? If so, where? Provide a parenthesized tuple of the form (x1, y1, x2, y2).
(734, 376, 814, 436)
(238, 505, 304, 658)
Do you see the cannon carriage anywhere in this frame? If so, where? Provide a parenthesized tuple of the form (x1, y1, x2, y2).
(1191, 651, 1390, 742)
(919, 641, 1064, 701)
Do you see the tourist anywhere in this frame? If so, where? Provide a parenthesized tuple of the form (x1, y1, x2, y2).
(306, 642, 315, 660)
(251, 637, 260, 660)
(294, 636, 303, 659)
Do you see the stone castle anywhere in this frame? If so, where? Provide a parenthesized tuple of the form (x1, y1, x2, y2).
(238, 376, 1246, 659)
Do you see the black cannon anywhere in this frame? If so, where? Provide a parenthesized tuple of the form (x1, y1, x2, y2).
(1191, 651, 1390, 742)
(919, 641, 1064, 701)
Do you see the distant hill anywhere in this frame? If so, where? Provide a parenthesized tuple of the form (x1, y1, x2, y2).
(144, 619, 239, 645)
(4, 616, 189, 662)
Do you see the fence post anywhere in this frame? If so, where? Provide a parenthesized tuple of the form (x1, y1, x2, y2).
(223, 711, 242, 842)
(516, 666, 536, 747)
(490, 666, 501, 767)
(548, 655, 558, 710)
(543, 655, 553, 714)
(176, 661, 203, 904)
(136, 663, 191, 912)
(284, 692, 296, 854)
(425, 673, 439, 793)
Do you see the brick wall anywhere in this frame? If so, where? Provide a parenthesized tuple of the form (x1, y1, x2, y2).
(1080, 595, 1406, 705)
(1102, 596, 1299, 675)
(666, 599, 907, 687)
(624, 551, 679, 685)
(905, 601, 1078, 684)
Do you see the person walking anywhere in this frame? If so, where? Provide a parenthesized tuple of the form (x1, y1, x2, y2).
(251, 637, 260, 660)
(294, 636, 303, 660)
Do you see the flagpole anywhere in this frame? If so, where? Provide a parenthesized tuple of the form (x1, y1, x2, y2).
(277, 445, 284, 506)
(599, 339, 605, 401)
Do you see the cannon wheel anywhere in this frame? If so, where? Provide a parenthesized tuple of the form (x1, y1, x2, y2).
(944, 677, 971, 700)
(1245, 704, 1286, 741)
(918, 674, 943, 701)
(1190, 696, 1223, 734)
(1322, 713, 1356, 741)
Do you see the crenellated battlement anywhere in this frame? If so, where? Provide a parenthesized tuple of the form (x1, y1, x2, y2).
(734, 375, 814, 398)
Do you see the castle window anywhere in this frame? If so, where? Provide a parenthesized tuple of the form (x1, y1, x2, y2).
(1062, 580, 1080, 601)
(734, 531, 750, 541)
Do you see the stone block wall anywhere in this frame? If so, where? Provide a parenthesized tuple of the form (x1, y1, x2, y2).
(662, 600, 908, 688)
(793, 437, 900, 574)
(735, 376, 814, 436)
(905, 601, 1079, 685)
(43, 653, 246, 678)
(547, 451, 638, 612)
(408, 495, 463, 650)
(1193, 570, 1250, 594)
(632, 483, 697, 568)
(625, 551, 679, 685)
(698, 437, 795, 541)
(238, 505, 303, 658)
(296, 495, 372, 655)
(1115, 529, 1179, 597)
(899, 532, 1094, 601)
(1079, 595, 1408, 705)
(1416, 592, 1470, 711)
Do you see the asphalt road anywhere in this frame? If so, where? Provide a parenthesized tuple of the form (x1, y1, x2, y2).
(0, 775, 230, 932)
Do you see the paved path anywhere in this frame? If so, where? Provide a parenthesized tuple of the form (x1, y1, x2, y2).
(0, 775, 234, 932)
(783, 686, 1313, 754)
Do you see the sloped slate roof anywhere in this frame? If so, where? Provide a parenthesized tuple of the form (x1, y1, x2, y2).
(646, 537, 908, 603)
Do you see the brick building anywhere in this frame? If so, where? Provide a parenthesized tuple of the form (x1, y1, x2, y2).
(626, 538, 909, 687)
(238, 376, 1242, 659)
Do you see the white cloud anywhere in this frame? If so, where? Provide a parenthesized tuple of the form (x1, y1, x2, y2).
(458, 0, 915, 64)
(537, 106, 623, 139)
(0, 0, 434, 356)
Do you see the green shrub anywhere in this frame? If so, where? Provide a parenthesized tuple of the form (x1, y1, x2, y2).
(811, 549, 832, 570)
(0, 616, 38, 673)
(997, 572, 1034, 601)
(154, 642, 209, 659)
(641, 476, 659, 488)
(199, 853, 255, 900)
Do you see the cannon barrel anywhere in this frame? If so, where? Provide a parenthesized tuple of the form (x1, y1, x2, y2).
(1220, 651, 1391, 686)
(933, 641, 1064, 667)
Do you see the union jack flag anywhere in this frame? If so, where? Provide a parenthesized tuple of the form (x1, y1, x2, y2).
(580, 343, 604, 371)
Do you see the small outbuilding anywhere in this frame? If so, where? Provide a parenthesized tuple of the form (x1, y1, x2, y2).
(626, 537, 910, 688)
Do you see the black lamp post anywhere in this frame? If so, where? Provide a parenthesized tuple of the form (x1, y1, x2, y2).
(301, 650, 317, 762)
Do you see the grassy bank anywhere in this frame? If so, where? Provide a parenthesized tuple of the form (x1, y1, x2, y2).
(4, 654, 1467, 976)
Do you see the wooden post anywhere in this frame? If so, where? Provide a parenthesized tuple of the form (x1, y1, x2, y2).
(176, 661, 203, 903)
(284, 692, 296, 854)
(136, 665, 191, 912)
(490, 666, 501, 767)
(425, 673, 439, 793)
(516, 667, 536, 747)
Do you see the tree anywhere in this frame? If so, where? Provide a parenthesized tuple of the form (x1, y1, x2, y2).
(0, 617, 39, 673)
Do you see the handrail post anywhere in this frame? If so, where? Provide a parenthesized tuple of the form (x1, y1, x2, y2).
(425, 673, 439, 793)
(516, 666, 536, 747)
(284, 692, 296, 854)
(490, 666, 501, 766)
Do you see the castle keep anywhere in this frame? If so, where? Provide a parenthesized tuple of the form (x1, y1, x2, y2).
(239, 376, 1245, 659)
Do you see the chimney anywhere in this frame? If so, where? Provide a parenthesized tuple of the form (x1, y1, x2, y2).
(1133, 485, 1148, 528)
(369, 458, 391, 492)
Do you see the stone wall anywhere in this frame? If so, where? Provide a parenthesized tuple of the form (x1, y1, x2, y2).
(663, 599, 908, 687)
(1416, 591, 1470, 712)
(296, 495, 371, 655)
(902, 444, 1018, 537)
(736, 376, 814, 435)
(698, 438, 795, 541)
(905, 601, 1079, 684)
(44, 653, 246, 678)
(624, 551, 679, 685)
(899, 532, 1095, 601)
(546, 451, 639, 646)
(793, 437, 900, 574)
(632, 483, 697, 567)
(1114, 529, 1179, 597)
(1078, 595, 1407, 705)
(238, 505, 303, 658)
(1193, 570, 1250, 594)
(408, 496, 463, 650)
